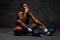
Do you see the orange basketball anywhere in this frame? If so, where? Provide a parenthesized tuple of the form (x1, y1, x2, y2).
(14, 29, 23, 35)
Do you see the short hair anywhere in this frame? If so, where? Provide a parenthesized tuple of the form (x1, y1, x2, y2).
(20, 2, 29, 8)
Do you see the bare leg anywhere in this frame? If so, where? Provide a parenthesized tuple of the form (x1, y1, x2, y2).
(31, 23, 46, 31)
(31, 23, 38, 29)
(38, 24, 46, 31)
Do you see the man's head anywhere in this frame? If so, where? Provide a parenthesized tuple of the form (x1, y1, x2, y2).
(21, 2, 29, 10)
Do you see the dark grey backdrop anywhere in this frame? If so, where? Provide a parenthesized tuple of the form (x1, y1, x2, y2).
(0, 0, 60, 28)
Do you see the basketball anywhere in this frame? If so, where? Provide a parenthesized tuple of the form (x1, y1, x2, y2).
(14, 29, 23, 35)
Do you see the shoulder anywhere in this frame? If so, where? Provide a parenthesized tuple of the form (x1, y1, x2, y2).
(18, 12, 23, 15)
(18, 12, 23, 14)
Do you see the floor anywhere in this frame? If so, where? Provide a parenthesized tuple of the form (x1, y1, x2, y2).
(0, 28, 60, 40)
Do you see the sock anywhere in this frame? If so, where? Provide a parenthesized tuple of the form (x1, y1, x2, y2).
(43, 28, 48, 32)
(28, 28, 32, 32)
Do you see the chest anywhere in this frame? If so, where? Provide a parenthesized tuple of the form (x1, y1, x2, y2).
(21, 13, 29, 18)
(21, 13, 30, 24)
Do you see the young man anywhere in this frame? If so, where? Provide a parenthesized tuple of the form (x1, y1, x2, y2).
(13, 2, 55, 36)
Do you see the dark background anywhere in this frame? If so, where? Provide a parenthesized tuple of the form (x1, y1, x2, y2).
(0, 0, 60, 29)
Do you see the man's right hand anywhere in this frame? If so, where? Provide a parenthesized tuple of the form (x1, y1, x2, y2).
(24, 7, 29, 13)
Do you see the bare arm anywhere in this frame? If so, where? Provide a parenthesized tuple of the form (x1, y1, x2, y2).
(29, 12, 46, 27)
(17, 12, 28, 29)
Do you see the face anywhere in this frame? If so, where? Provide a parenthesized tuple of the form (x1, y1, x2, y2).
(22, 4, 29, 9)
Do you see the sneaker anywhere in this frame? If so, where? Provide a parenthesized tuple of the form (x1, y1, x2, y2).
(45, 28, 55, 36)
(32, 29, 40, 36)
